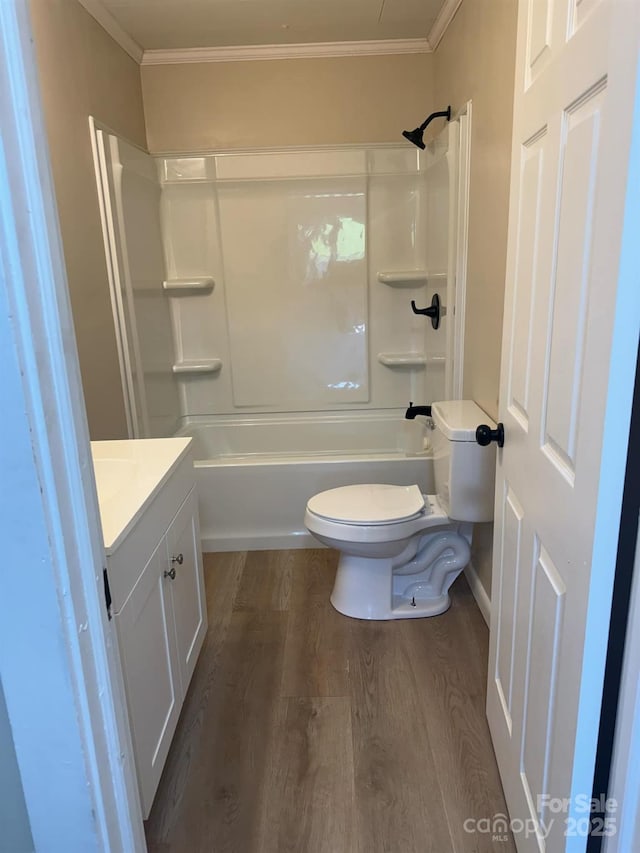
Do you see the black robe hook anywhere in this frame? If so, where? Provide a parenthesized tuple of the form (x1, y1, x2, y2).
(411, 293, 442, 330)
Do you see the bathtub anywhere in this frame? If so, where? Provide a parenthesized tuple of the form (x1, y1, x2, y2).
(176, 412, 434, 551)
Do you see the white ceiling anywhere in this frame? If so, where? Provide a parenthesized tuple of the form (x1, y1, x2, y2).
(96, 0, 449, 51)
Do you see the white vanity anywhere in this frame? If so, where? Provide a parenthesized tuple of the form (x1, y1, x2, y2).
(91, 438, 207, 818)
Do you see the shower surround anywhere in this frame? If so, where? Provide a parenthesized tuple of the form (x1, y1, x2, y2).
(94, 127, 467, 549)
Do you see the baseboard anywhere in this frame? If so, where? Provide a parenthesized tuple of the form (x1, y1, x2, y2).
(201, 529, 318, 552)
(464, 560, 491, 627)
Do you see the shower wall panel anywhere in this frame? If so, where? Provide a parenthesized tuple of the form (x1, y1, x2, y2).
(368, 171, 430, 408)
(218, 177, 368, 408)
(160, 179, 231, 418)
(159, 145, 452, 421)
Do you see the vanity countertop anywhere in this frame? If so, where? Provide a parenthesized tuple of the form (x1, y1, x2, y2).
(91, 438, 192, 553)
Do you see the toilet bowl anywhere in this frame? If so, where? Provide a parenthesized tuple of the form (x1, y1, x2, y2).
(304, 401, 497, 620)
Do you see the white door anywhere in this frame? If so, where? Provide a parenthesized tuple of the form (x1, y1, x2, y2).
(488, 0, 640, 850)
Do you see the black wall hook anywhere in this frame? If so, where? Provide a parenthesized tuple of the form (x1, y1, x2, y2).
(411, 293, 442, 330)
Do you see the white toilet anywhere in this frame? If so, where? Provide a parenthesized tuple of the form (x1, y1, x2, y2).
(304, 400, 497, 620)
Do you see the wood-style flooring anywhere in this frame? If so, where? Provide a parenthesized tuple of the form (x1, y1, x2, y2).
(145, 549, 516, 852)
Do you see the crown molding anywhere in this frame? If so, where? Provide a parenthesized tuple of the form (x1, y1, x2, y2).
(74, 0, 461, 67)
(425, 0, 464, 50)
(75, 0, 144, 63)
(141, 38, 431, 66)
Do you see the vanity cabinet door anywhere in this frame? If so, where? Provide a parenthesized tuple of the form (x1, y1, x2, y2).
(165, 488, 207, 695)
(115, 538, 181, 818)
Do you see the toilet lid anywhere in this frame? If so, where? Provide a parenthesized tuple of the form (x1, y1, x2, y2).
(307, 484, 426, 525)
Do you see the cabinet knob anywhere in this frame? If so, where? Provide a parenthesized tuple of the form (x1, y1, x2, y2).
(172, 553, 184, 565)
(164, 567, 176, 580)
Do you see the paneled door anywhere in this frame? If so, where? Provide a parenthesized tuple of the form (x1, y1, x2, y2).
(488, 1, 640, 851)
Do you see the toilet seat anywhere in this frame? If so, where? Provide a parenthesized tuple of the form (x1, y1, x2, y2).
(306, 483, 426, 525)
(305, 491, 450, 545)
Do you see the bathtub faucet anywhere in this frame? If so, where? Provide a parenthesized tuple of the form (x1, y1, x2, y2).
(405, 402, 432, 419)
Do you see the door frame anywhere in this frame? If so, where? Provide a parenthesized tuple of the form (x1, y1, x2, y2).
(0, 2, 144, 848)
(602, 517, 640, 852)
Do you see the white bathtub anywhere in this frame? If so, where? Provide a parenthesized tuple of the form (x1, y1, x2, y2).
(177, 413, 434, 551)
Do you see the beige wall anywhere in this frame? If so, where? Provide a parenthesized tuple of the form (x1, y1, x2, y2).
(29, 0, 147, 439)
(141, 53, 434, 152)
(434, 0, 518, 598)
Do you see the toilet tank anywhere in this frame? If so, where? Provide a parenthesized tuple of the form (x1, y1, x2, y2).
(430, 400, 497, 522)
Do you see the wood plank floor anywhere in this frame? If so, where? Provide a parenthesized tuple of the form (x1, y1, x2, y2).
(145, 550, 516, 853)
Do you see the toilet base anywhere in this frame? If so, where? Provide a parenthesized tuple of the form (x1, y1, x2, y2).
(391, 592, 451, 619)
(331, 588, 451, 621)
(329, 538, 467, 620)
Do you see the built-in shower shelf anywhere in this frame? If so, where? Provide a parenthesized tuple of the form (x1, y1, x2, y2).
(163, 278, 215, 294)
(377, 270, 428, 287)
(377, 352, 426, 367)
(377, 270, 449, 287)
(377, 352, 446, 368)
(172, 359, 222, 375)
